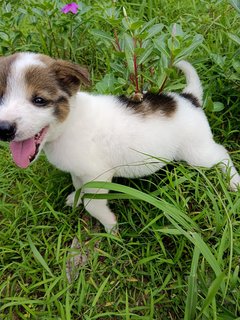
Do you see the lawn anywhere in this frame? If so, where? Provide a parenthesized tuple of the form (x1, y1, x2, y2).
(0, 0, 240, 319)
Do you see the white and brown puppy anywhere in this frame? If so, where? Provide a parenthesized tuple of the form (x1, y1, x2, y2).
(0, 52, 239, 232)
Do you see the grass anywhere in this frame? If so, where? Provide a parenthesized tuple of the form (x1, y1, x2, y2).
(0, 0, 240, 319)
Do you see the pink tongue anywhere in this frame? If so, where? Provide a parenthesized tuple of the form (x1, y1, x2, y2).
(10, 138, 36, 168)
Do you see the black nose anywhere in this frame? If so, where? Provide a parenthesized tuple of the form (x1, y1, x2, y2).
(0, 121, 16, 141)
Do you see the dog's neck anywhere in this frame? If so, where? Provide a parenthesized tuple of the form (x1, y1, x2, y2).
(44, 94, 78, 144)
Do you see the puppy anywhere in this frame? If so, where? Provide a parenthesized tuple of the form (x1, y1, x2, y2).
(0, 52, 239, 232)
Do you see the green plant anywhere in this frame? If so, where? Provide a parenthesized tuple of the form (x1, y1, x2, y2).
(0, 1, 92, 63)
(90, 5, 203, 95)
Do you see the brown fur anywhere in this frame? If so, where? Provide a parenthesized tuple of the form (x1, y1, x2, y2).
(38, 54, 90, 96)
(0, 54, 18, 98)
(23, 54, 90, 122)
(24, 65, 69, 122)
(25, 66, 59, 98)
(51, 60, 90, 95)
(118, 92, 177, 117)
(54, 96, 70, 122)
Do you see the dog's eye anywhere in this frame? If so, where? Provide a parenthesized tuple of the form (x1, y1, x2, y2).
(32, 97, 48, 107)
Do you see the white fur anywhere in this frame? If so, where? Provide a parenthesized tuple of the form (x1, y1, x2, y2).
(175, 60, 203, 104)
(2, 54, 56, 142)
(1, 54, 240, 232)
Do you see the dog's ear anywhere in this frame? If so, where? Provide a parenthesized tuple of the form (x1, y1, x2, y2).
(52, 60, 90, 95)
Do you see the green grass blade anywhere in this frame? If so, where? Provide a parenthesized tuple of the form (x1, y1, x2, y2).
(165, 214, 223, 281)
(85, 181, 223, 281)
(184, 246, 200, 320)
(0, 298, 44, 311)
(27, 234, 54, 277)
(91, 275, 110, 308)
(197, 272, 225, 319)
(126, 289, 130, 320)
(84, 181, 199, 231)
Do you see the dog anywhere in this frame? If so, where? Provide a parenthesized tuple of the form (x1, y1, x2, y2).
(0, 52, 239, 233)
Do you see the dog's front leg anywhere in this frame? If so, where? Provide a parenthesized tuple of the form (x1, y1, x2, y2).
(83, 187, 117, 233)
(66, 174, 83, 207)
(81, 174, 117, 233)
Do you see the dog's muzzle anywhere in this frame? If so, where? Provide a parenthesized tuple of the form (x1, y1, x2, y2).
(0, 121, 16, 141)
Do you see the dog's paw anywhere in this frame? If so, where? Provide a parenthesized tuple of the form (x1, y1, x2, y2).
(229, 175, 240, 192)
(104, 222, 119, 235)
(66, 191, 82, 207)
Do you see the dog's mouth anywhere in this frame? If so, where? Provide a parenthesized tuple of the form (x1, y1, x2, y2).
(10, 127, 48, 168)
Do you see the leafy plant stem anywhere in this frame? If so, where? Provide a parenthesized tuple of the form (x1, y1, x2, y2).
(133, 38, 139, 93)
(47, 19, 60, 58)
(113, 29, 121, 51)
(158, 75, 168, 93)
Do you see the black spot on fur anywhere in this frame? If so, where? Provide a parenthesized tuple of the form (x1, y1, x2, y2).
(118, 92, 176, 117)
(180, 93, 201, 108)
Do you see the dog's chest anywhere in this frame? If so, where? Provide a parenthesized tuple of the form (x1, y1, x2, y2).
(43, 127, 109, 177)
(43, 135, 90, 174)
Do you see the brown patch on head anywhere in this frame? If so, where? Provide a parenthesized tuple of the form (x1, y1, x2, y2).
(38, 54, 90, 96)
(25, 65, 59, 98)
(40, 55, 90, 121)
(24, 64, 70, 122)
(118, 92, 177, 117)
(25, 54, 90, 122)
(38, 54, 54, 66)
(51, 60, 90, 96)
(0, 53, 18, 99)
(54, 96, 70, 122)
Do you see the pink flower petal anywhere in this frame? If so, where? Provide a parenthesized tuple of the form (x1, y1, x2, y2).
(61, 2, 79, 14)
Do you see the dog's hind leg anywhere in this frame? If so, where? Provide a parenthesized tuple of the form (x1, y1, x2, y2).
(180, 141, 240, 191)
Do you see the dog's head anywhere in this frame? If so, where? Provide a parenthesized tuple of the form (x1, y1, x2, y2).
(0, 52, 89, 168)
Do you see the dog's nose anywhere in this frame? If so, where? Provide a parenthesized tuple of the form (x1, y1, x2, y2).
(0, 121, 16, 141)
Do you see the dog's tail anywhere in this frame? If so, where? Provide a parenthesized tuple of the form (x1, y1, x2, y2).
(175, 60, 203, 106)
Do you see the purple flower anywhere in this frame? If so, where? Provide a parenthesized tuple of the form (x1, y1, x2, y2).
(61, 2, 79, 14)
